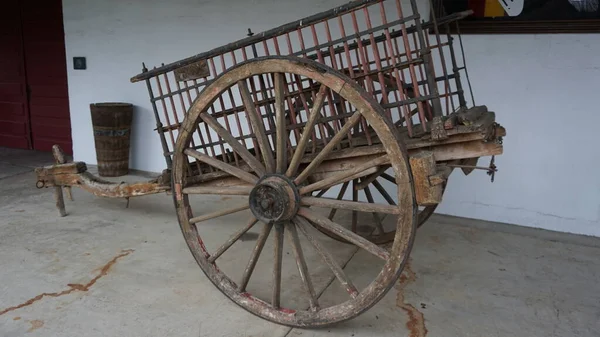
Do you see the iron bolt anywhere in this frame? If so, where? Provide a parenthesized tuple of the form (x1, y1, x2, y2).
(261, 199, 273, 210)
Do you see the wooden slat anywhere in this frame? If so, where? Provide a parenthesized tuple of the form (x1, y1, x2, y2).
(189, 204, 249, 224)
(299, 155, 388, 195)
(294, 111, 362, 184)
(239, 222, 273, 292)
(34, 161, 87, 176)
(208, 217, 259, 263)
(294, 217, 358, 299)
(200, 112, 266, 176)
(418, 140, 503, 162)
(183, 185, 253, 195)
(298, 208, 390, 261)
(301, 196, 400, 214)
(238, 80, 275, 173)
(272, 223, 284, 308)
(286, 84, 328, 177)
(274, 73, 287, 174)
(184, 148, 259, 184)
(286, 222, 320, 309)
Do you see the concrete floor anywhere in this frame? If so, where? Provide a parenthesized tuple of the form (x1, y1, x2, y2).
(1, 147, 599, 337)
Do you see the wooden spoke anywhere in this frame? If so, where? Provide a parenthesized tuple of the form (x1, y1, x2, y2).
(238, 80, 275, 173)
(183, 185, 253, 196)
(294, 111, 362, 184)
(297, 208, 390, 261)
(351, 179, 358, 233)
(299, 154, 389, 195)
(328, 181, 350, 220)
(380, 172, 395, 184)
(301, 196, 399, 215)
(294, 217, 359, 298)
(189, 204, 249, 224)
(355, 165, 390, 190)
(185, 149, 260, 184)
(372, 179, 397, 205)
(286, 84, 328, 177)
(274, 73, 287, 174)
(363, 185, 386, 234)
(208, 217, 259, 263)
(286, 222, 320, 310)
(200, 111, 266, 176)
(239, 222, 274, 292)
(272, 222, 284, 308)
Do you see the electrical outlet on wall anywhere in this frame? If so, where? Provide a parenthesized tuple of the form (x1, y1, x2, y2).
(73, 57, 86, 70)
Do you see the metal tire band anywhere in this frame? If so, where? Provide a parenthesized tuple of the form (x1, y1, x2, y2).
(93, 128, 131, 137)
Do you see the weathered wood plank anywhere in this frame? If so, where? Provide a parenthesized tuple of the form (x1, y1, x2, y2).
(41, 172, 169, 198)
(301, 196, 400, 214)
(423, 140, 503, 162)
(189, 204, 250, 224)
(299, 155, 389, 195)
(51, 144, 69, 216)
(409, 151, 443, 206)
(34, 162, 87, 176)
(185, 148, 259, 184)
(181, 136, 501, 188)
(183, 185, 253, 195)
(308, 167, 379, 189)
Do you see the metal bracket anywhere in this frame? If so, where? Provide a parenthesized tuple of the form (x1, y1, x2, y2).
(445, 155, 498, 183)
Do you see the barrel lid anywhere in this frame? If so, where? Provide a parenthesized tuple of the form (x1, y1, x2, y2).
(90, 102, 132, 107)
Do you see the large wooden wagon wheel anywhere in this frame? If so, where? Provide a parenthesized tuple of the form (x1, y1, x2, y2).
(172, 56, 417, 327)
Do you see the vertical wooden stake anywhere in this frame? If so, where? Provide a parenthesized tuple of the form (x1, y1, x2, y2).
(54, 186, 67, 217)
(52, 144, 68, 216)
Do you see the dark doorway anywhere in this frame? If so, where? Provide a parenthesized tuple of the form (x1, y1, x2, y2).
(0, 0, 72, 154)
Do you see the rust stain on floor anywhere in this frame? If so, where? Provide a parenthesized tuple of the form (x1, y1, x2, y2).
(13, 316, 21, 321)
(27, 319, 44, 332)
(0, 249, 134, 316)
(396, 260, 428, 337)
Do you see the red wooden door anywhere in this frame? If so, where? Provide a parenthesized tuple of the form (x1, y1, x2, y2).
(0, 1, 31, 150)
(22, 0, 72, 154)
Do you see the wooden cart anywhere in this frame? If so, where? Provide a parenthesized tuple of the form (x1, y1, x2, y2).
(35, 0, 505, 328)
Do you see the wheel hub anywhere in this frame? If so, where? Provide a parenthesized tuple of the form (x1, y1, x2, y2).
(249, 175, 299, 223)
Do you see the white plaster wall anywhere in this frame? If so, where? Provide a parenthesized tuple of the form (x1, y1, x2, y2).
(62, 0, 600, 236)
(437, 33, 600, 237)
(62, 0, 350, 173)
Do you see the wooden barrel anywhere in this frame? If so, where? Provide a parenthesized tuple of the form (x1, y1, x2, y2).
(90, 103, 133, 177)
